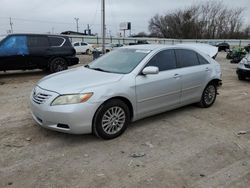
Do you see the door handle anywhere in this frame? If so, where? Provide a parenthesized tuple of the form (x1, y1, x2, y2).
(173, 74, 181, 79)
(205, 67, 210, 72)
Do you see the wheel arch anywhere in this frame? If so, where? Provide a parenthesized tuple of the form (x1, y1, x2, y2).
(200, 78, 222, 99)
(91, 96, 134, 137)
(92, 96, 134, 126)
(48, 56, 68, 66)
(207, 78, 222, 88)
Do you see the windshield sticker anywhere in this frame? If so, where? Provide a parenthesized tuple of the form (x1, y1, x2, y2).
(135, 50, 151, 54)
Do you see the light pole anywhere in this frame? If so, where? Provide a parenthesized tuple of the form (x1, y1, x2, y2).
(101, 0, 106, 54)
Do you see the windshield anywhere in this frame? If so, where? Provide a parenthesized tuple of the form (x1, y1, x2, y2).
(246, 54, 250, 61)
(88, 48, 150, 74)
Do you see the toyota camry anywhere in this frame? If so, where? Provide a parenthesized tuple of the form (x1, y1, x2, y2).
(30, 45, 222, 139)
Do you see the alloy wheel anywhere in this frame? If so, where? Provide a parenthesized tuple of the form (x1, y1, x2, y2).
(101, 106, 126, 135)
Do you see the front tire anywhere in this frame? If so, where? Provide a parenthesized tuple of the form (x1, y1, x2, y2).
(49, 57, 68, 73)
(93, 99, 130, 140)
(198, 83, 217, 108)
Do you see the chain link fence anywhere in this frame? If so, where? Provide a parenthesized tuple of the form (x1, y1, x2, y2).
(68, 35, 250, 47)
(1, 34, 250, 47)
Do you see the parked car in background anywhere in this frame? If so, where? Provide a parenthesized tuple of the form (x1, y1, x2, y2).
(30, 44, 222, 139)
(129, 40, 149, 46)
(96, 43, 124, 53)
(237, 54, 250, 80)
(244, 44, 250, 53)
(73, 42, 94, 55)
(226, 47, 247, 63)
(216, 42, 230, 52)
(0, 34, 79, 73)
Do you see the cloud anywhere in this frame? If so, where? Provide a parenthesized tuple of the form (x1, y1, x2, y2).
(0, 0, 249, 36)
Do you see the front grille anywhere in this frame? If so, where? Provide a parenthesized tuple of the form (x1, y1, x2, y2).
(32, 89, 52, 105)
(244, 64, 250, 69)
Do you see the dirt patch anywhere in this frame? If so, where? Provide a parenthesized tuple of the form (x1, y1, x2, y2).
(0, 53, 250, 188)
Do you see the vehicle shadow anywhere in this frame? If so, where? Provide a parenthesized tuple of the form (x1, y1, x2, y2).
(33, 104, 197, 144)
(129, 105, 195, 129)
(0, 70, 48, 79)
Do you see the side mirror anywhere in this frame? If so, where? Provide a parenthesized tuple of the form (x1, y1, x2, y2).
(142, 66, 159, 75)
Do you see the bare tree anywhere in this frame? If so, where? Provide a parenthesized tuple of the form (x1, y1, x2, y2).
(148, 0, 249, 39)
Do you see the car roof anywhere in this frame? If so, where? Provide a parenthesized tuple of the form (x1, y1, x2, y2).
(123, 44, 173, 51)
(7, 33, 67, 38)
(122, 44, 217, 58)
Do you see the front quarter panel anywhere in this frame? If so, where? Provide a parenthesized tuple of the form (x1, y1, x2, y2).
(81, 74, 138, 120)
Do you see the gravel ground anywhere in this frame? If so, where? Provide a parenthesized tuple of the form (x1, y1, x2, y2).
(0, 53, 250, 188)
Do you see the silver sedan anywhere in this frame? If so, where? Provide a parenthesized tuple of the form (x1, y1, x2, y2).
(30, 45, 222, 139)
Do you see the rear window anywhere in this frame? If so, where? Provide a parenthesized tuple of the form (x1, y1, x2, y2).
(197, 54, 209, 65)
(81, 42, 87, 46)
(175, 49, 199, 68)
(49, 37, 65, 47)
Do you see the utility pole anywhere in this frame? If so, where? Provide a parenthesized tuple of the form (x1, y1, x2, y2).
(87, 24, 91, 35)
(101, 0, 106, 54)
(9, 17, 13, 33)
(74, 18, 79, 32)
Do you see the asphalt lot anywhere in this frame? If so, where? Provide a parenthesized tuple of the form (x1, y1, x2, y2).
(0, 53, 250, 188)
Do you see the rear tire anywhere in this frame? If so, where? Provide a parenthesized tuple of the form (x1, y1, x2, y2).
(49, 57, 68, 73)
(86, 49, 92, 55)
(93, 99, 130, 140)
(198, 83, 217, 108)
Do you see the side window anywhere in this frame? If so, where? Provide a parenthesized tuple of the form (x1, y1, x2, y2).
(74, 42, 80, 47)
(0, 36, 28, 56)
(146, 50, 177, 71)
(175, 49, 199, 68)
(197, 53, 209, 65)
(28, 36, 49, 48)
(48, 37, 65, 47)
(81, 42, 87, 46)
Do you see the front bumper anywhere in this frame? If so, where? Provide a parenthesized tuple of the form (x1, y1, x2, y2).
(236, 68, 250, 77)
(30, 88, 100, 134)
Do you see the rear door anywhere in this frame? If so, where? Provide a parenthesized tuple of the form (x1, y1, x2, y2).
(73, 42, 81, 53)
(27, 35, 50, 68)
(175, 49, 211, 104)
(136, 49, 182, 118)
(0, 35, 28, 70)
(80, 42, 88, 53)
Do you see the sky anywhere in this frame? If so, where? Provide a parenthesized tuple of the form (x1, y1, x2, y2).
(0, 0, 249, 36)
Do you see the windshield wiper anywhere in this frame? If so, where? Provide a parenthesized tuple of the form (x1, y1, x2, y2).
(85, 65, 111, 73)
(91, 68, 111, 73)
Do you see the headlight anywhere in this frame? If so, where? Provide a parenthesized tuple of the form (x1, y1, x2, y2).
(240, 58, 247, 65)
(51, 93, 93, 106)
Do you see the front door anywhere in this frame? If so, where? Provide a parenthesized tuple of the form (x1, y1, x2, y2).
(135, 49, 181, 119)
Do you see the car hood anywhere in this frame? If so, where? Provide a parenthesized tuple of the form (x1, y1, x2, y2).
(37, 67, 123, 94)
